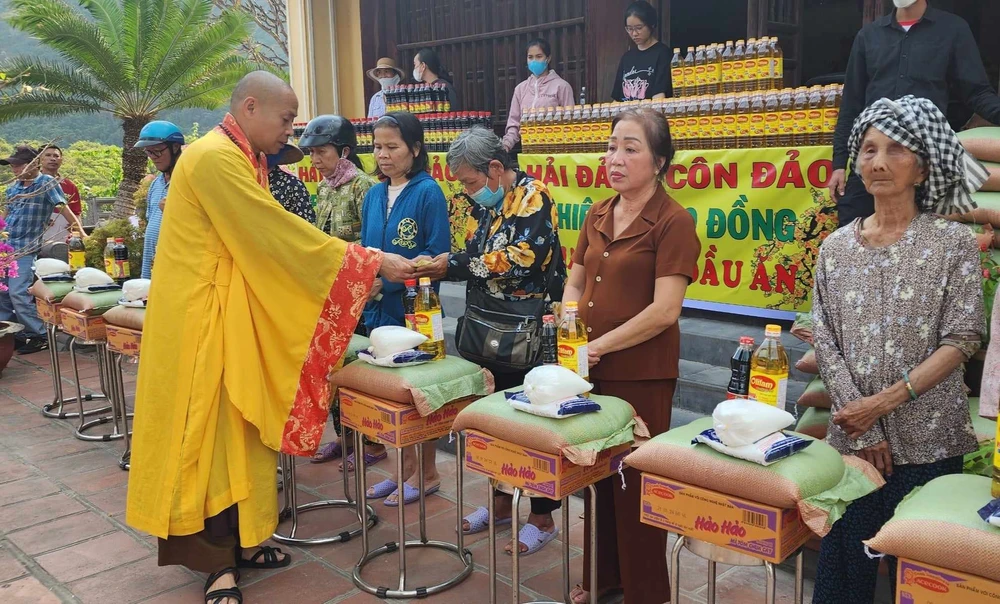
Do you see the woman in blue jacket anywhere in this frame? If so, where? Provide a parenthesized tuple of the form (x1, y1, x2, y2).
(361, 111, 450, 506)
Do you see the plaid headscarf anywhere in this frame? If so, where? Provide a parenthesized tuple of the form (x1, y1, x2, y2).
(847, 95, 988, 216)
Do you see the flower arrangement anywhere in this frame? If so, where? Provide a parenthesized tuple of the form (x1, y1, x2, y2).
(0, 216, 17, 291)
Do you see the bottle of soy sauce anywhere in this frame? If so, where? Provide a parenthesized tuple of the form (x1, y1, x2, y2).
(727, 336, 755, 399)
(541, 314, 558, 365)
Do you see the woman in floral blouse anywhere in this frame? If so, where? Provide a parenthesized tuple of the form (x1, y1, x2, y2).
(812, 96, 989, 604)
(415, 127, 566, 557)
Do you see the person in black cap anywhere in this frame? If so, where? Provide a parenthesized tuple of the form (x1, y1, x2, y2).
(266, 143, 315, 223)
(1, 145, 87, 354)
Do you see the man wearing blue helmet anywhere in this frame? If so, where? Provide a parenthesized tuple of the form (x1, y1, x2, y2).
(133, 121, 184, 279)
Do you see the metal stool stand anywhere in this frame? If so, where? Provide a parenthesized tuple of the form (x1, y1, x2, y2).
(353, 430, 474, 598)
(487, 482, 597, 604)
(105, 350, 135, 469)
(669, 535, 804, 604)
(273, 430, 378, 546)
(67, 335, 122, 442)
(41, 319, 110, 420)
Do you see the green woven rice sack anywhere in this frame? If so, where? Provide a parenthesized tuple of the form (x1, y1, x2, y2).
(452, 390, 649, 466)
(866, 474, 1000, 581)
(791, 313, 813, 345)
(61, 290, 124, 316)
(625, 417, 884, 537)
(344, 335, 370, 365)
(965, 398, 996, 477)
(28, 280, 75, 302)
(797, 376, 831, 409)
(330, 354, 494, 416)
(794, 406, 830, 440)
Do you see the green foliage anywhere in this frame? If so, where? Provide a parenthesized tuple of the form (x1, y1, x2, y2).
(85, 219, 143, 276)
(0, 136, 126, 204)
(133, 175, 152, 224)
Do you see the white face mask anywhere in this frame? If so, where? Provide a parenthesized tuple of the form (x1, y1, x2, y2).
(378, 75, 400, 89)
(893, 0, 918, 8)
(413, 66, 424, 82)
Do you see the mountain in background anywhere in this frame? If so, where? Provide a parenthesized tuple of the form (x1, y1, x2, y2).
(0, 0, 286, 146)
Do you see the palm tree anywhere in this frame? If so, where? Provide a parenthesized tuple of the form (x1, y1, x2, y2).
(0, 0, 260, 217)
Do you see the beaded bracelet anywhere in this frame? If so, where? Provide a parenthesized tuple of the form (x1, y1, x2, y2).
(902, 369, 918, 401)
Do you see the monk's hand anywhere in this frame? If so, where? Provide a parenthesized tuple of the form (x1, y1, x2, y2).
(368, 278, 383, 301)
(379, 252, 417, 283)
(414, 253, 449, 280)
(832, 395, 886, 439)
(856, 441, 893, 477)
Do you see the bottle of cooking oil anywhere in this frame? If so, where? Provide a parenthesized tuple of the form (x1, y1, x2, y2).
(671, 47, 685, 98)
(755, 37, 771, 92)
(686, 95, 702, 149)
(744, 38, 758, 92)
(706, 43, 721, 95)
(736, 93, 751, 149)
(807, 86, 824, 145)
(749, 93, 765, 148)
(792, 87, 810, 146)
(770, 38, 784, 90)
(694, 45, 707, 95)
(722, 93, 737, 148)
(721, 41, 735, 93)
(414, 277, 445, 360)
(103, 237, 115, 275)
(778, 88, 795, 147)
(764, 91, 780, 147)
(822, 85, 840, 146)
(557, 301, 588, 379)
(68, 227, 86, 272)
(698, 95, 713, 149)
(748, 324, 789, 407)
(733, 40, 746, 93)
(710, 94, 725, 150)
(682, 47, 696, 97)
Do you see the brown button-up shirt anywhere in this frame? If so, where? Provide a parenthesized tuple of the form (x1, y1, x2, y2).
(572, 186, 700, 381)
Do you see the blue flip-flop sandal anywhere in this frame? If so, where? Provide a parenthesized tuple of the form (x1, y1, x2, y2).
(384, 481, 440, 507)
(509, 523, 559, 556)
(462, 506, 512, 534)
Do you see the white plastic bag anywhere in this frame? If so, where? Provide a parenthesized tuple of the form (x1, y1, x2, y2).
(369, 325, 427, 358)
(522, 365, 593, 406)
(712, 398, 795, 448)
(34, 258, 71, 278)
(73, 267, 116, 292)
(121, 279, 151, 302)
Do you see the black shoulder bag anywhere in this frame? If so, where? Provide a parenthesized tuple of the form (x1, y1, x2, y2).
(455, 234, 562, 374)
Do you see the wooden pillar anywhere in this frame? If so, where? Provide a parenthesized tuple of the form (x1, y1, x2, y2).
(747, 0, 769, 38)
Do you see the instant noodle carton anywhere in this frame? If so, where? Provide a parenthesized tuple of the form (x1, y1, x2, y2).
(639, 473, 809, 564)
(58, 308, 106, 342)
(36, 298, 60, 325)
(463, 429, 630, 500)
(105, 325, 142, 357)
(338, 388, 474, 448)
(897, 559, 1000, 604)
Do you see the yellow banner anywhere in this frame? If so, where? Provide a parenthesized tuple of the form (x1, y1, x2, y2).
(519, 148, 837, 316)
(293, 148, 835, 316)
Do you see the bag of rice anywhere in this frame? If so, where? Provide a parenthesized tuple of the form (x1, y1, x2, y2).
(797, 377, 832, 409)
(523, 365, 593, 405)
(796, 349, 819, 374)
(28, 279, 75, 303)
(61, 290, 125, 316)
(712, 398, 795, 447)
(791, 313, 813, 345)
(369, 325, 427, 358)
(625, 417, 884, 536)
(330, 355, 494, 417)
(692, 429, 812, 465)
(102, 305, 145, 331)
(866, 474, 1000, 581)
(794, 406, 830, 440)
(453, 390, 648, 466)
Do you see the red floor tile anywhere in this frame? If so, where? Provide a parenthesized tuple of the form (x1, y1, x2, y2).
(136, 582, 205, 603)
(85, 484, 129, 516)
(37, 449, 120, 479)
(7, 511, 116, 556)
(0, 547, 28, 583)
(35, 531, 151, 583)
(240, 562, 354, 604)
(18, 435, 103, 462)
(0, 476, 60, 507)
(68, 555, 195, 604)
(0, 575, 63, 603)
(60, 463, 130, 495)
(0, 492, 85, 532)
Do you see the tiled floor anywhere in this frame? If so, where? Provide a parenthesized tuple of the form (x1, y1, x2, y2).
(0, 347, 823, 603)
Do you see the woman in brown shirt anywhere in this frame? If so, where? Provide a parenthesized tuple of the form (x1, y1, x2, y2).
(564, 107, 700, 604)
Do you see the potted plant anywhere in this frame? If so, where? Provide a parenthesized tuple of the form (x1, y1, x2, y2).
(0, 215, 25, 376)
(0, 320, 24, 377)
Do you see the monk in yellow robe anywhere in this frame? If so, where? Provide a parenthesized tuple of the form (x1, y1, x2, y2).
(125, 72, 416, 603)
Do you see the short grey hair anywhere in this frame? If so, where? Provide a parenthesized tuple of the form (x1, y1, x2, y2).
(447, 126, 507, 175)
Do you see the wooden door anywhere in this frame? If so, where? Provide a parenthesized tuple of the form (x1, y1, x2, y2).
(748, 0, 804, 87)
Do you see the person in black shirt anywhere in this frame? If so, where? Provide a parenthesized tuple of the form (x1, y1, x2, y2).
(829, 0, 1000, 227)
(611, 1, 673, 102)
(266, 144, 316, 223)
(413, 48, 461, 112)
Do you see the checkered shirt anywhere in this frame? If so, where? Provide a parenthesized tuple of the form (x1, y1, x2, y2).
(847, 95, 989, 216)
(4, 174, 66, 252)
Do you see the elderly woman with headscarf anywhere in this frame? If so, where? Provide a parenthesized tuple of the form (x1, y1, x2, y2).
(811, 95, 989, 604)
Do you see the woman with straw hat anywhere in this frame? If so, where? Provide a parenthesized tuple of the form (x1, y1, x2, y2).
(367, 57, 405, 119)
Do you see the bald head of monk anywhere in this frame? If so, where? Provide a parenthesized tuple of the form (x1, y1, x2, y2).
(229, 71, 298, 156)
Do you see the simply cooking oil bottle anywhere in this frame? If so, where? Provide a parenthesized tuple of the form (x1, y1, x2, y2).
(557, 301, 589, 379)
(748, 324, 789, 407)
(414, 277, 445, 360)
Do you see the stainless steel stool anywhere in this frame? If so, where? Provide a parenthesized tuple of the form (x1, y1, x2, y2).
(352, 431, 473, 599)
(40, 314, 110, 421)
(669, 535, 804, 604)
(67, 336, 123, 442)
(273, 433, 378, 546)
(487, 481, 597, 604)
